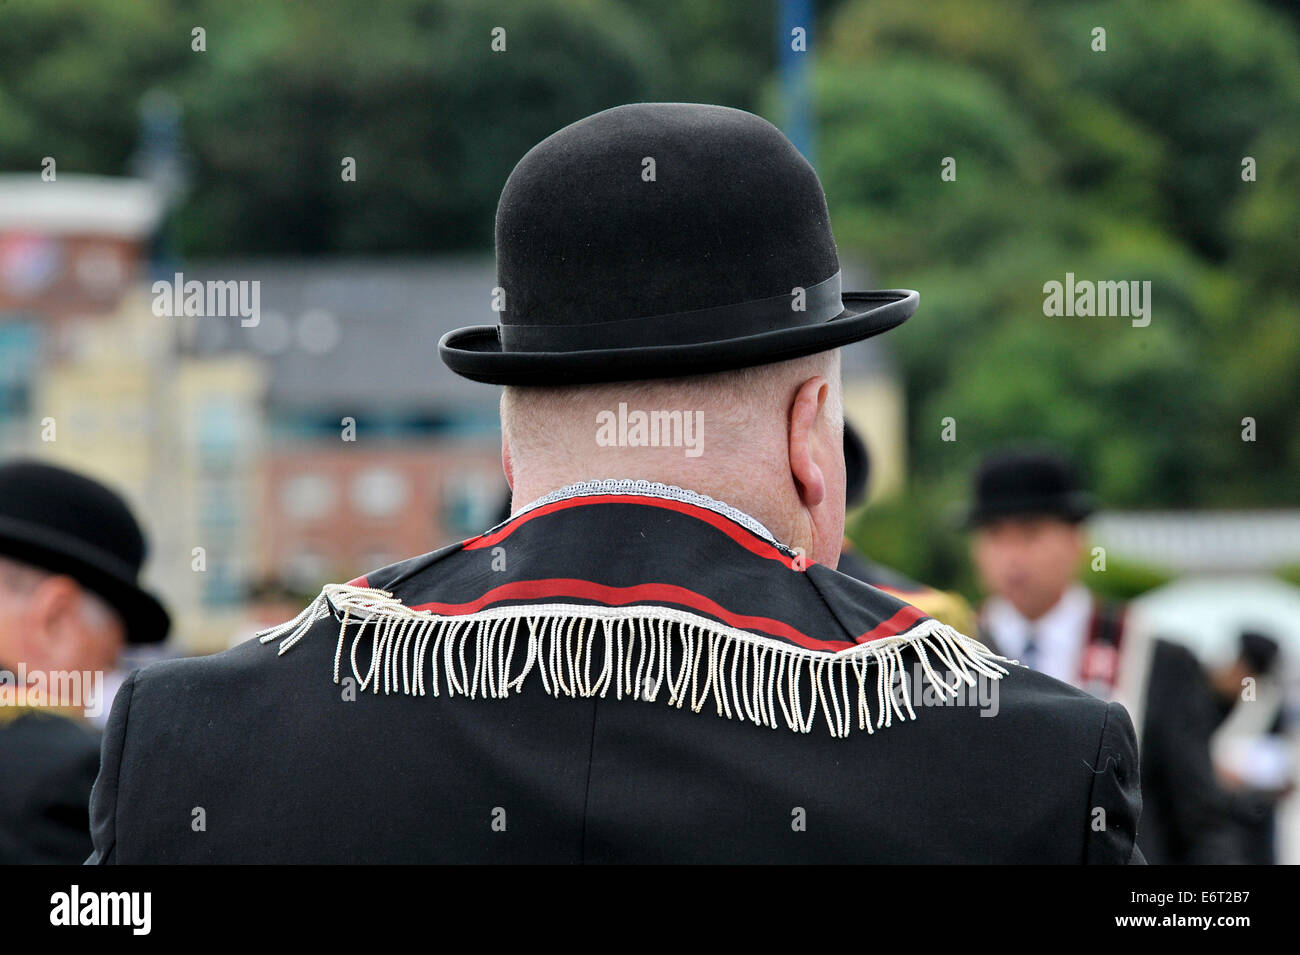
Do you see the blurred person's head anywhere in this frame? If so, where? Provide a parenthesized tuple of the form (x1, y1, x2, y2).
(1209, 629, 1281, 703)
(0, 556, 125, 674)
(0, 460, 169, 676)
(967, 448, 1095, 620)
(839, 420, 870, 555)
(971, 517, 1087, 620)
(501, 350, 846, 567)
(244, 579, 313, 629)
(843, 420, 871, 509)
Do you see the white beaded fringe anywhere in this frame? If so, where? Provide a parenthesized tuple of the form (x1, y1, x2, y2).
(258, 584, 1010, 738)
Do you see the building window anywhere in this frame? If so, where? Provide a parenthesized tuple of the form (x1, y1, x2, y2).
(442, 469, 502, 538)
(351, 466, 409, 518)
(281, 473, 335, 521)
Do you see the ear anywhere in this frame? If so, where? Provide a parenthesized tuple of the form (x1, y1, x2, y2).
(17, 576, 81, 667)
(788, 376, 829, 508)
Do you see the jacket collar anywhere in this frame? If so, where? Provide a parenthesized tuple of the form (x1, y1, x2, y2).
(261, 481, 1013, 738)
(512, 479, 787, 551)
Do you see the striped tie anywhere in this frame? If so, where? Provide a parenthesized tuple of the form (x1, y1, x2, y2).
(1021, 628, 1040, 670)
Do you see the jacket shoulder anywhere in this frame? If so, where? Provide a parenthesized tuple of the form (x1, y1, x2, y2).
(992, 669, 1142, 863)
(1084, 700, 1144, 863)
(965, 668, 1143, 863)
(131, 631, 281, 694)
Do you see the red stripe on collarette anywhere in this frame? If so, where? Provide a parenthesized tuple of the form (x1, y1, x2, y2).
(409, 578, 855, 652)
(462, 494, 800, 567)
(347, 574, 369, 587)
(855, 604, 929, 643)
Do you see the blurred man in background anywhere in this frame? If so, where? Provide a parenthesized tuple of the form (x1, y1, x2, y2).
(1207, 630, 1292, 864)
(968, 447, 1241, 863)
(968, 449, 1124, 696)
(0, 460, 169, 863)
(1209, 631, 1284, 729)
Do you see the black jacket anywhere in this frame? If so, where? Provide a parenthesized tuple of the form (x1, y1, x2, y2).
(1137, 639, 1246, 864)
(89, 482, 1143, 863)
(1, 709, 100, 864)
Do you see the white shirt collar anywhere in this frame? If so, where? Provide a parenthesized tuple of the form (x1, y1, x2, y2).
(983, 583, 1095, 685)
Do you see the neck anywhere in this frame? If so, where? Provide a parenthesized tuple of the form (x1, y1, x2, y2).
(1010, 583, 1076, 622)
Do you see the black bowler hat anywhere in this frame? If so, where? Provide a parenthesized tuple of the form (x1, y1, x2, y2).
(966, 448, 1096, 528)
(0, 460, 169, 644)
(439, 103, 918, 385)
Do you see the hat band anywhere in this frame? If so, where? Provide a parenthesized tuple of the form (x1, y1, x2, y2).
(498, 271, 843, 352)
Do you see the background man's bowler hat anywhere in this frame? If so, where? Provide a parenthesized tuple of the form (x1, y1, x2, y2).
(0, 460, 169, 644)
(966, 448, 1097, 528)
(439, 102, 919, 385)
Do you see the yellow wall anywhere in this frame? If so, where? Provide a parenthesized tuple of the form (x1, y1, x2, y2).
(843, 376, 906, 503)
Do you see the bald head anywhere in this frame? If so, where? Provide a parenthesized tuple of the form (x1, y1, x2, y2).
(501, 350, 846, 566)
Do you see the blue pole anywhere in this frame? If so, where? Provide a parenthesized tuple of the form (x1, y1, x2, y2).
(779, 0, 815, 167)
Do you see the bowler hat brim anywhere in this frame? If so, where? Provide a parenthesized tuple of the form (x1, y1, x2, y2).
(0, 515, 170, 645)
(439, 290, 918, 386)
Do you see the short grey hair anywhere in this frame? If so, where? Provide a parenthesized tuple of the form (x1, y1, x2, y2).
(0, 555, 123, 632)
(501, 349, 842, 460)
